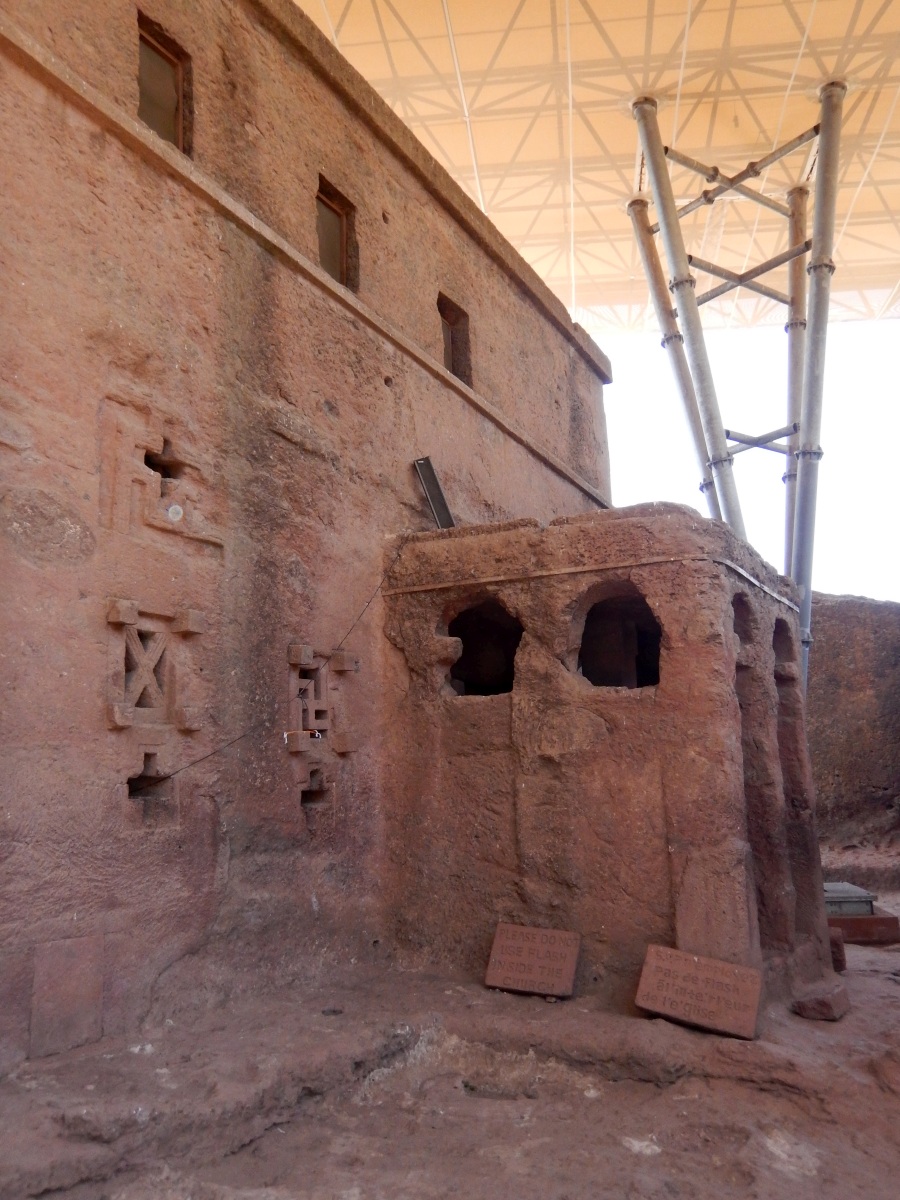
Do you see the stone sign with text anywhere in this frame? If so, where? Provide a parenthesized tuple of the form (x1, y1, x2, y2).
(635, 944, 762, 1039)
(485, 923, 581, 997)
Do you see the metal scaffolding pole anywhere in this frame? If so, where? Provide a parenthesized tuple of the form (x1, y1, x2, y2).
(783, 186, 808, 576)
(652, 124, 819, 228)
(627, 196, 721, 519)
(632, 97, 746, 539)
(791, 81, 846, 685)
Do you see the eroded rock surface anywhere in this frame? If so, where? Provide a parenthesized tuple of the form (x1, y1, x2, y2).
(1, 941, 898, 1200)
(808, 593, 900, 845)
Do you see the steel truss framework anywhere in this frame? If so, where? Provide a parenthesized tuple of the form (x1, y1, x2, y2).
(299, 0, 900, 332)
(631, 83, 845, 682)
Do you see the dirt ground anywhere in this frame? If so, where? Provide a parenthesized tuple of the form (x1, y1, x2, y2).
(1, 898, 898, 1200)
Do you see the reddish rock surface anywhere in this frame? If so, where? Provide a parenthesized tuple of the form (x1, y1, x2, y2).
(0, 927, 898, 1199)
(829, 927, 847, 973)
(807, 593, 900, 844)
(1, 5, 881, 1193)
(382, 507, 835, 1011)
(0, 0, 609, 1071)
(828, 911, 900, 946)
(790, 980, 851, 1021)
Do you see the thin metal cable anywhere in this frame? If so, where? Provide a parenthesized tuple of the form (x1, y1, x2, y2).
(129, 536, 411, 791)
(834, 75, 900, 256)
(726, 0, 818, 324)
(318, 0, 339, 45)
(671, 0, 694, 144)
(441, 0, 486, 211)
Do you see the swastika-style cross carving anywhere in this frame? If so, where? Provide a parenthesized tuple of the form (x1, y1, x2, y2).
(284, 643, 359, 757)
(124, 627, 169, 710)
(297, 666, 330, 733)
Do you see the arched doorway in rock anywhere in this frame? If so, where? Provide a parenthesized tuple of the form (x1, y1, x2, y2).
(447, 599, 524, 696)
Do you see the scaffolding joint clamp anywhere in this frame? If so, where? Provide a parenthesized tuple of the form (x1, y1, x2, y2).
(661, 331, 683, 348)
(708, 454, 735, 469)
(796, 447, 824, 461)
(807, 257, 836, 276)
(784, 317, 807, 332)
(668, 274, 696, 293)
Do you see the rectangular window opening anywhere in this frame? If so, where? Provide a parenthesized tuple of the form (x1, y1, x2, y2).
(138, 14, 191, 154)
(316, 178, 358, 290)
(437, 294, 472, 387)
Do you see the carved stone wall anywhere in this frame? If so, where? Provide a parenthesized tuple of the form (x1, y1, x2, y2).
(807, 592, 900, 840)
(0, 1, 610, 1070)
(382, 506, 835, 1011)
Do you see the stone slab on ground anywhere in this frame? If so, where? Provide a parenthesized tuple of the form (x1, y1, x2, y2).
(0, 952, 899, 1199)
(635, 944, 762, 1039)
(484, 923, 580, 996)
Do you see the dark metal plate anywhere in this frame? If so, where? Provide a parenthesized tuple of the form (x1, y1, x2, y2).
(414, 457, 455, 529)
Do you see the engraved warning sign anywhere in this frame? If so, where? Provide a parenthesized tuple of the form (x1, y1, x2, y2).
(635, 944, 762, 1039)
(485, 923, 581, 997)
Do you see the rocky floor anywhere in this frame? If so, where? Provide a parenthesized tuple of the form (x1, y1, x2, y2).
(2, 909, 900, 1200)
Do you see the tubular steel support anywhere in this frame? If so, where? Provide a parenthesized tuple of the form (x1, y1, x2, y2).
(791, 81, 846, 685)
(784, 186, 808, 575)
(664, 146, 792, 216)
(650, 125, 820, 231)
(726, 423, 798, 453)
(627, 196, 721, 519)
(633, 96, 746, 538)
(691, 241, 811, 307)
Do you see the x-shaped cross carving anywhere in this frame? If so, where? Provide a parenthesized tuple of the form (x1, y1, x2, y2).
(124, 627, 168, 709)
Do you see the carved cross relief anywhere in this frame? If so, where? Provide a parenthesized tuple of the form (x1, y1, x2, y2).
(124, 626, 170, 712)
(106, 598, 205, 732)
(285, 643, 359, 807)
(99, 399, 223, 549)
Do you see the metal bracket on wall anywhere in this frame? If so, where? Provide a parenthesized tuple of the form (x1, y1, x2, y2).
(414, 457, 455, 529)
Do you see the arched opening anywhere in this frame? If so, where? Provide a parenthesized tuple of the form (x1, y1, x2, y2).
(578, 593, 661, 688)
(732, 593, 756, 646)
(447, 600, 523, 696)
(772, 617, 795, 663)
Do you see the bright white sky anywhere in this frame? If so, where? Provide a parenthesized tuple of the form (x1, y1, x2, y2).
(582, 317, 899, 604)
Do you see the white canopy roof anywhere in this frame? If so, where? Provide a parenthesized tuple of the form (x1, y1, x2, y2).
(297, 1, 900, 330)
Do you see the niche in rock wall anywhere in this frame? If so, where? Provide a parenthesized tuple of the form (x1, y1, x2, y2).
(773, 615, 819, 939)
(577, 590, 661, 688)
(772, 616, 795, 666)
(447, 600, 523, 696)
(732, 593, 756, 648)
(126, 751, 178, 827)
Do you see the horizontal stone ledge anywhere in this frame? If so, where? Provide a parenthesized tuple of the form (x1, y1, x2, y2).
(0, 13, 609, 513)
